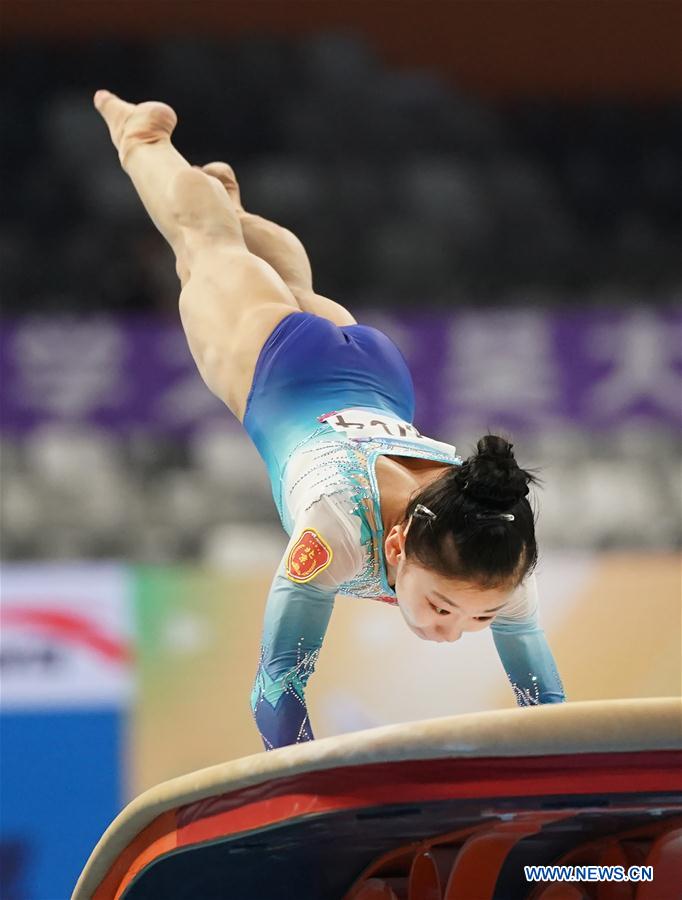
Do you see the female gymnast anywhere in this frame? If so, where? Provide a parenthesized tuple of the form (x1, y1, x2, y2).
(95, 91, 565, 751)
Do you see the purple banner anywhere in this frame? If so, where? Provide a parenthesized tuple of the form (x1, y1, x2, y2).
(1, 309, 681, 437)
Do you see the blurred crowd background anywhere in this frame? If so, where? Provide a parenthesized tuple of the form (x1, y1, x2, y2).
(1, 2, 680, 897)
(1, 16, 680, 563)
(3, 38, 681, 315)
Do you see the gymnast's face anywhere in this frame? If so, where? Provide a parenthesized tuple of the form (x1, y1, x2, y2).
(384, 524, 511, 643)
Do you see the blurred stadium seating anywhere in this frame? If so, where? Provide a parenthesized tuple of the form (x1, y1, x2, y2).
(2, 35, 681, 315)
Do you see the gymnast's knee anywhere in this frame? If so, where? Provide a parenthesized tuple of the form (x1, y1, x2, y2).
(169, 167, 243, 245)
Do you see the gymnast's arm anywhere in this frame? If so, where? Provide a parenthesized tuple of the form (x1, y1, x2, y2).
(250, 498, 362, 751)
(251, 574, 337, 750)
(491, 574, 566, 706)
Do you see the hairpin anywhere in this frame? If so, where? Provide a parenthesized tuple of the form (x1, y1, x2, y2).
(413, 503, 437, 521)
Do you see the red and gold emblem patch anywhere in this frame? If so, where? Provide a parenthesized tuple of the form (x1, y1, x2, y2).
(286, 528, 333, 584)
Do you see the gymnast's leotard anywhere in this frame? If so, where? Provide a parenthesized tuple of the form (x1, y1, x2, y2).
(243, 312, 565, 751)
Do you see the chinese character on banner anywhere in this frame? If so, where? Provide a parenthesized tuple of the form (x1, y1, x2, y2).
(587, 311, 682, 423)
(10, 316, 127, 421)
(443, 311, 560, 432)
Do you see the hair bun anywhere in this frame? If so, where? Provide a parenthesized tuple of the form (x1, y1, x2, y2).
(476, 434, 515, 460)
(455, 434, 534, 512)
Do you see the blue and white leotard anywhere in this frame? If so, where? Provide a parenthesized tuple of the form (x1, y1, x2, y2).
(243, 312, 565, 751)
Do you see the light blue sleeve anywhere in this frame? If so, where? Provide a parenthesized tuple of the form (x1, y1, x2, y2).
(491, 608, 566, 706)
(250, 574, 336, 751)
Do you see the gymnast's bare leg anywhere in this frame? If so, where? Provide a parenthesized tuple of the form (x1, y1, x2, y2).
(200, 162, 357, 327)
(93, 90, 301, 421)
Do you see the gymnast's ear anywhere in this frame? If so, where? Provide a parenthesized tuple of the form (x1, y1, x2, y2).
(384, 522, 408, 566)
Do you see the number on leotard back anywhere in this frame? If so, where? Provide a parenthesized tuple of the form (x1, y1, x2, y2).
(320, 408, 423, 441)
(331, 414, 365, 430)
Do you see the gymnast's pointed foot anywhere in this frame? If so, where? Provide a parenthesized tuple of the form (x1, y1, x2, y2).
(93, 89, 178, 167)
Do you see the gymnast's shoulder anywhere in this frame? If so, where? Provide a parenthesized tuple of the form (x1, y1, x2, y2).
(280, 493, 364, 590)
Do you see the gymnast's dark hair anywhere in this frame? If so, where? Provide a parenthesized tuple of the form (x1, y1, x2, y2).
(404, 435, 539, 588)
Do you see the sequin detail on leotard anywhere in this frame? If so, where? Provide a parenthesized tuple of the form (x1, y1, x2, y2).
(251, 637, 321, 750)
